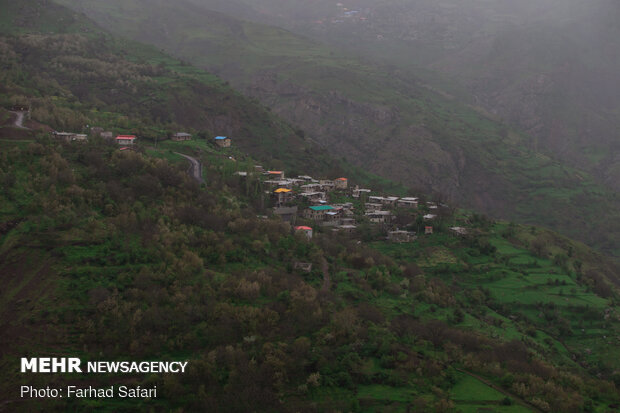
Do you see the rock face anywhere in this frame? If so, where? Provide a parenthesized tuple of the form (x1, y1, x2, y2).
(245, 72, 461, 199)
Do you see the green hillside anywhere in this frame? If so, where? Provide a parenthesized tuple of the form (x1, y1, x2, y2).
(55, 0, 620, 256)
(2, 124, 620, 412)
(0, 0, 409, 194)
(1, 1, 620, 411)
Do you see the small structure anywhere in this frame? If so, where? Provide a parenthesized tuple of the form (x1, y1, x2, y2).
(397, 197, 419, 209)
(263, 179, 292, 189)
(319, 179, 335, 191)
(116, 135, 137, 145)
(214, 136, 231, 147)
(273, 206, 298, 224)
(365, 202, 383, 212)
(301, 183, 321, 192)
(300, 192, 326, 203)
(352, 187, 371, 198)
(334, 177, 348, 190)
(304, 205, 334, 221)
(52, 132, 87, 142)
(295, 226, 313, 239)
(274, 188, 294, 205)
(52, 131, 76, 142)
(338, 225, 357, 234)
(172, 132, 192, 141)
(425, 226, 434, 235)
(366, 210, 392, 224)
(450, 227, 467, 236)
(266, 170, 284, 179)
(423, 214, 437, 220)
(388, 230, 416, 243)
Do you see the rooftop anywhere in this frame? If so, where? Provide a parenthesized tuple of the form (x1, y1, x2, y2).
(309, 205, 334, 211)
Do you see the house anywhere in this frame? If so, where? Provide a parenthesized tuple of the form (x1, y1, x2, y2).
(397, 197, 419, 209)
(304, 205, 334, 221)
(282, 178, 305, 186)
(172, 132, 192, 141)
(383, 196, 399, 207)
(100, 131, 114, 140)
(319, 180, 335, 191)
(340, 218, 356, 226)
(73, 134, 88, 142)
(322, 209, 344, 226)
(116, 135, 137, 145)
(365, 203, 383, 212)
(52, 132, 76, 142)
(423, 214, 437, 220)
(266, 170, 285, 179)
(425, 226, 434, 235)
(366, 210, 392, 224)
(214, 136, 231, 147)
(10, 104, 29, 112)
(334, 177, 348, 190)
(298, 175, 315, 181)
(450, 227, 467, 236)
(273, 206, 298, 224)
(338, 225, 357, 234)
(352, 187, 371, 198)
(295, 226, 313, 239)
(300, 192, 326, 203)
(388, 230, 416, 243)
(263, 180, 292, 189)
(274, 188, 294, 205)
(301, 183, 321, 192)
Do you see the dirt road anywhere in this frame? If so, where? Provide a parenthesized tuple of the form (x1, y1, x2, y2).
(175, 152, 204, 184)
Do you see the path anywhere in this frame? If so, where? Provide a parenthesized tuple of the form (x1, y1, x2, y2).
(175, 152, 204, 184)
(9, 111, 28, 129)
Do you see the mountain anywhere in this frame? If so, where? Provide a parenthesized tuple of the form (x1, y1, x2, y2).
(2, 1, 620, 411)
(197, 0, 620, 194)
(55, 0, 620, 255)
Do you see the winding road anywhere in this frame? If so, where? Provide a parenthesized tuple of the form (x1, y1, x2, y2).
(175, 152, 204, 184)
(9, 111, 28, 129)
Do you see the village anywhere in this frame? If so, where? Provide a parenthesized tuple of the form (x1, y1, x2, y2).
(46, 127, 467, 244)
(253, 166, 468, 243)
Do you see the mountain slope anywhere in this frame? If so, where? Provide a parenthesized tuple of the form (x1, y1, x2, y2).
(1, 2, 620, 411)
(56, 0, 620, 255)
(213, 0, 620, 193)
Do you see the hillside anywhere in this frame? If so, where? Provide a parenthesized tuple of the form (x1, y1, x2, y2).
(202, 0, 620, 194)
(2, 2, 620, 411)
(0, 0, 401, 189)
(55, 0, 620, 256)
(2, 120, 620, 412)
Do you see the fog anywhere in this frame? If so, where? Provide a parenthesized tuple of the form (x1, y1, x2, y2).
(191, 0, 620, 187)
